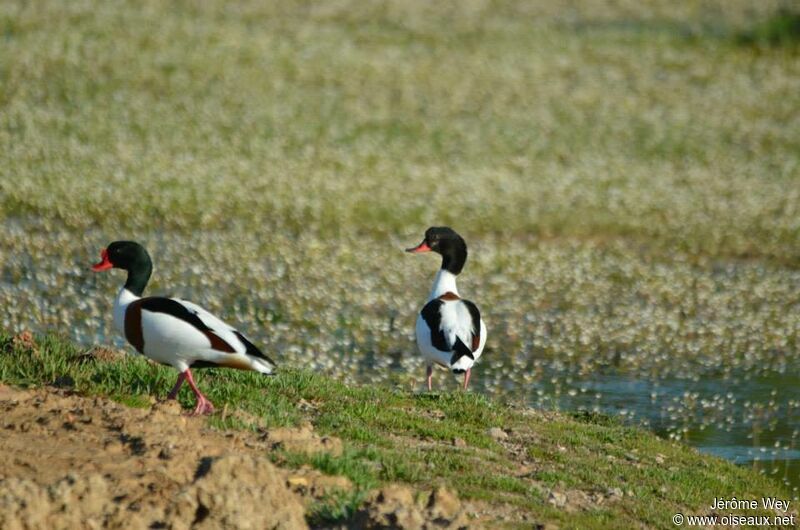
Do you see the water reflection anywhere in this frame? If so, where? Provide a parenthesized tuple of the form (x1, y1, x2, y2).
(515, 369, 800, 492)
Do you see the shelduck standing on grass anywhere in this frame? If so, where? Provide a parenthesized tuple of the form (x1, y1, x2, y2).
(406, 227, 487, 391)
(91, 241, 276, 415)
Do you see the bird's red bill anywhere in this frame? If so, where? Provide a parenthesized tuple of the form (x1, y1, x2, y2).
(91, 248, 113, 271)
(406, 241, 431, 253)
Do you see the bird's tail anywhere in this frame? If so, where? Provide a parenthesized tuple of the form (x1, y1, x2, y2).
(234, 331, 277, 375)
(250, 356, 277, 375)
(450, 337, 475, 373)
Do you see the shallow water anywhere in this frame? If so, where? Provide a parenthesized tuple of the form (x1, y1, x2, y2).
(492, 368, 800, 492)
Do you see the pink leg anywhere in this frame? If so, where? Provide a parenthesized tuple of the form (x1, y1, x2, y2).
(183, 369, 215, 415)
(166, 372, 187, 400)
(426, 365, 433, 391)
(463, 368, 472, 390)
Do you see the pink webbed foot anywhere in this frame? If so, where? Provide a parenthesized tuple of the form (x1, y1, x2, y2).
(190, 395, 216, 416)
(182, 368, 216, 416)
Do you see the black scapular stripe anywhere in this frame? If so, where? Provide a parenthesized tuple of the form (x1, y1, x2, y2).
(420, 299, 449, 352)
(140, 297, 207, 329)
(139, 297, 236, 352)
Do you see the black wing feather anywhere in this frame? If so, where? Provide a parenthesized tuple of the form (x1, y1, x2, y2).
(420, 299, 449, 352)
(140, 298, 212, 332)
(233, 330, 276, 366)
(139, 297, 236, 353)
(461, 299, 482, 352)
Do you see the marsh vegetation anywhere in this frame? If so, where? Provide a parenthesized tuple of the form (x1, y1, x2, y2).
(1, 0, 799, 504)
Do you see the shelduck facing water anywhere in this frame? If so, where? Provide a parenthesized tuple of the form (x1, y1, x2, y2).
(91, 241, 276, 415)
(406, 227, 487, 391)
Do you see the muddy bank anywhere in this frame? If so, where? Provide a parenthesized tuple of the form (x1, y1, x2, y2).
(0, 385, 473, 529)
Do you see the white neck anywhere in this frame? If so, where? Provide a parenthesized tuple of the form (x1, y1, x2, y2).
(428, 269, 459, 301)
(112, 287, 140, 334)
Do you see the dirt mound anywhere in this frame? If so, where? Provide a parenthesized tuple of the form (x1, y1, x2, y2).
(0, 458, 308, 530)
(287, 466, 353, 499)
(0, 386, 318, 529)
(265, 422, 343, 457)
(0, 473, 116, 530)
(354, 485, 471, 529)
(168, 455, 307, 530)
(0, 385, 487, 529)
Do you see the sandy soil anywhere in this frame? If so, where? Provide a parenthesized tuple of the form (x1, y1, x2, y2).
(0, 385, 474, 529)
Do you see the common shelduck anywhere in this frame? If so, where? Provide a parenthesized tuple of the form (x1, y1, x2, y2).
(406, 227, 487, 391)
(91, 241, 276, 415)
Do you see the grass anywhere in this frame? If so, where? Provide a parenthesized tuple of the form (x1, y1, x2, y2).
(0, 330, 792, 528)
(306, 489, 369, 527)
